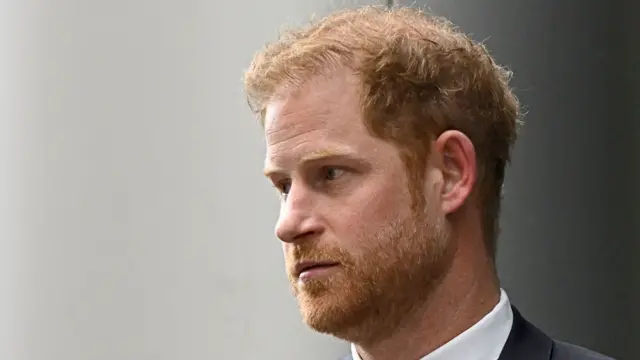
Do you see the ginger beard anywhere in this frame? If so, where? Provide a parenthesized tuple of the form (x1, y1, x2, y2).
(284, 196, 451, 343)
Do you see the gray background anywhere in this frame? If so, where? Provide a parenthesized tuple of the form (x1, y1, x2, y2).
(0, 0, 637, 359)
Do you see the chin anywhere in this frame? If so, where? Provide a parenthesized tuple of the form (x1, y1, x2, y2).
(296, 285, 371, 341)
(300, 298, 349, 335)
(296, 284, 340, 327)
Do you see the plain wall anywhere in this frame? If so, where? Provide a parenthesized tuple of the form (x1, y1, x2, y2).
(626, 1, 640, 357)
(2, 1, 383, 359)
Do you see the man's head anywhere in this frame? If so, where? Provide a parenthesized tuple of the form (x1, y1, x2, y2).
(244, 6, 520, 343)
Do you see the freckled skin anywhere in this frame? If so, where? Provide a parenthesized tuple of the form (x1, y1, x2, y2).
(263, 72, 451, 344)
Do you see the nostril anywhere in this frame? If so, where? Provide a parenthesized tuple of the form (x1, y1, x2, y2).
(276, 217, 323, 243)
(292, 229, 320, 242)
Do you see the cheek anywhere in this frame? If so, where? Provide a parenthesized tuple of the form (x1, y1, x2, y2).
(360, 175, 413, 221)
(361, 191, 408, 224)
(329, 179, 412, 248)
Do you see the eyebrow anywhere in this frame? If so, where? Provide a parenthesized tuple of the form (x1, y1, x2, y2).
(263, 148, 360, 178)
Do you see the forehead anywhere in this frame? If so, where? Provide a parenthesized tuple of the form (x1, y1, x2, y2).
(266, 72, 361, 133)
(263, 73, 374, 168)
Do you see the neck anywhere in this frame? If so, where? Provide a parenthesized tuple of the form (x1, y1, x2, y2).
(353, 237, 500, 360)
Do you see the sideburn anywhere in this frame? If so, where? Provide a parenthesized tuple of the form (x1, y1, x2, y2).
(361, 109, 433, 214)
(398, 148, 428, 213)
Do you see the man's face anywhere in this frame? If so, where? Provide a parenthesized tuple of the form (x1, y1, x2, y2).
(263, 72, 451, 342)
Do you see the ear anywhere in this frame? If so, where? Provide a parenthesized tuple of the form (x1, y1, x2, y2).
(434, 130, 477, 215)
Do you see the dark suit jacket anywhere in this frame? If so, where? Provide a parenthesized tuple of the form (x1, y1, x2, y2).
(497, 307, 613, 360)
(341, 306, 615, 360)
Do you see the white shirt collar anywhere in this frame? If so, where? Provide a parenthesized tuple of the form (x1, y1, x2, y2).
(351, 289, 513, 360)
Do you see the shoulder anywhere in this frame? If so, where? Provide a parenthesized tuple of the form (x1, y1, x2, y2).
(552, 340, 616, 360)
(505, 305, 616, 360)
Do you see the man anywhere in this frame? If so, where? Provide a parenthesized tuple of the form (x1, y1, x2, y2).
(243, 5, 614, 360)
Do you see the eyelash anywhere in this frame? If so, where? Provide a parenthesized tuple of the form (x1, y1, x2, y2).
(321, 166, 345, 181)
(275, 180, 291, 195)
(274, 166, 346, 196)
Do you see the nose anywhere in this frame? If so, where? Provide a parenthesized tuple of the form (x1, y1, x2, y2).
(275, 186, 323, 243)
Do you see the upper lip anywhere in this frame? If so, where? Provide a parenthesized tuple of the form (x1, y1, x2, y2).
(294, 261, 339, 277)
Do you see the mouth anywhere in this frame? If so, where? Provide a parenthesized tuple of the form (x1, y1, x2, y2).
(294, 261, 340, 278)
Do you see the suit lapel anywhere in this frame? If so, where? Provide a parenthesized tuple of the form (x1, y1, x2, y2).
(498, 306, 553, 360)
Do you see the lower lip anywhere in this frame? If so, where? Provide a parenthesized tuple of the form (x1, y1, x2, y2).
(299, 265, 338, 281)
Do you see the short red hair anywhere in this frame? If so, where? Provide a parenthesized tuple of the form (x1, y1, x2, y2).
(244, 5, 521, 258)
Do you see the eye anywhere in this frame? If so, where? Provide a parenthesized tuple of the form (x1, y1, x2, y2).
(322, 167, 345, 181)
(276, 180, 292, 195)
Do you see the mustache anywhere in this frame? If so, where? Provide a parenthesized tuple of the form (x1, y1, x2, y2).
(286, 243, 353, 267)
